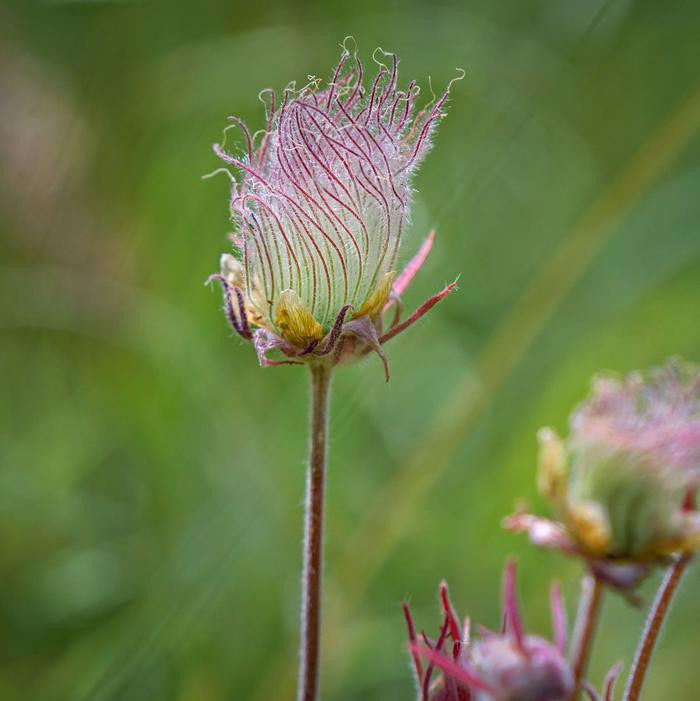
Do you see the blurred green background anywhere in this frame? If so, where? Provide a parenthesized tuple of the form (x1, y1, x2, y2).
(1, 0, 699, 699)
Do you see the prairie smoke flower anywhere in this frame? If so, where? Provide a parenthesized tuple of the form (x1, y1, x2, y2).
(208, 44, 458, 378)
(404, 561, 574, 701)
(506, 359, 700, 586)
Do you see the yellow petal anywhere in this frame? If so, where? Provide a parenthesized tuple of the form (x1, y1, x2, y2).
(220, 253, 270, 329)
(275, 290, 323, 348)
(567, 501, 611, 556)
(661, 513, 700, 557)
(352, 271, 396, 320)
(536, 427, 568, 503)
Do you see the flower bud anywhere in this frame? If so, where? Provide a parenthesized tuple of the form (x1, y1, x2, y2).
(405, 562, 574, 701)
(470, 635, 573, 701)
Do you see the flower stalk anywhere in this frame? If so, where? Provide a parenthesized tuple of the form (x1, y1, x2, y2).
(569, 574, 604, 700)
(208, 44, 457, 700)
(298, 361, 333, 701)
(622, 553, 692, 701)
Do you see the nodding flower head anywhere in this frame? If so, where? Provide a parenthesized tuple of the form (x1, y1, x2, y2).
(207, 41, 460, 378)
(404, 561, 574, 701)
(506, 359, 700, 586)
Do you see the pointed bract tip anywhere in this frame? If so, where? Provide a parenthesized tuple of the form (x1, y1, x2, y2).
(439, 580, 461, 642)
(603, 661, 623, 701)
(503, 558, 527, 654)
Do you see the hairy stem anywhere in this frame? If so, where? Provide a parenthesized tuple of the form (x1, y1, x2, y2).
(569, 574, 604, 700)
(297, 362, 333, 701)
(622, 553, 692, 701)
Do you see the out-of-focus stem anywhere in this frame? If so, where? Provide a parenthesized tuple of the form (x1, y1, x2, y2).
(622, 553, 692, 701)
(569, 574, 604, 700)
(297, 361, 333, 701)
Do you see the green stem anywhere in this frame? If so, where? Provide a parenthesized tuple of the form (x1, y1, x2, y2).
(622, 553, 691, 701)
(569, 574, 604, 700)
(297, 362, 333, 701)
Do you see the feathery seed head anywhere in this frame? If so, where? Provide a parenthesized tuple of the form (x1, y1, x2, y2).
(208, 42, 459, 376)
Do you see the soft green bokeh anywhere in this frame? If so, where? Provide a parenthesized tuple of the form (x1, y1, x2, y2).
(1, 1, 699, 699)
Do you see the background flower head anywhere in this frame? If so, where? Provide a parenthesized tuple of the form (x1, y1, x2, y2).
(508, 359, 700, 568)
